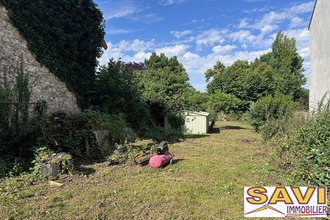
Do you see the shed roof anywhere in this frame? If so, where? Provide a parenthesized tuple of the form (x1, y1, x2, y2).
(308, 0, 318, 30)
(182, 110, 210, 116)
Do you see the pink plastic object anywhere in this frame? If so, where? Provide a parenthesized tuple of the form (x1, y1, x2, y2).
(149, 146, 173, 168)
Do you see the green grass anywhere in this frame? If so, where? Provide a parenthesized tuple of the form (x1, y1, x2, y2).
(0, 121, 298, 219)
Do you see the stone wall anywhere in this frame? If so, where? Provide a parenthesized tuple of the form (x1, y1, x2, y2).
(0, 5, 80, 113)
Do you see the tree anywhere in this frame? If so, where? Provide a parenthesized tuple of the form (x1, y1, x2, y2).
(184, 88, 209, 112)
(204, 61, 226, 83)
(207, 60, 252, 111)
(140, 52, 191, 111)
(206, 31, 306, 114)
(256, 31, 306, 100)
(243, 62, 276, 102)
(92, 59, 150, 129)
(207, 91, 242, 128)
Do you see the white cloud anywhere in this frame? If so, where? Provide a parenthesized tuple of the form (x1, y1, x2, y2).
(105, 5, 140, 20)
(155, 44, 191, 57)
(195, 29, 226, 49)
(298, 47, 310, 59)
(286, 1, 315, 15)
(132, 52, 152, 62)
(129, 13, 165, 24)
(97, 39, 155, 65)
(248, 2, 314, 31)
(230, 30, 257, 44)
(260, 25, 278, 35)
(242, 6, 271, 13)
(159, 0, 186, 6)
(108, 28, 135, 34)
(290, 17, 305, 28)
(170, 30, 192, 39)
(212, 45, 237, 54)
(238, 18, 249, 29)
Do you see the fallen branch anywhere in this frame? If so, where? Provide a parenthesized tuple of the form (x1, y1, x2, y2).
(307, 155, 314, 159)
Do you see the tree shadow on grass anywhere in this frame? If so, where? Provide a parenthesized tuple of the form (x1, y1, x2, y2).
(161, 158, 184, 168)
(220, 125, 246, 130)
(73, 166, 96, 176)
(72, 160, 96, 176)
(184, 134, 209, 139)
(172, 158, 184, 165)
(209, 128, 220, 133)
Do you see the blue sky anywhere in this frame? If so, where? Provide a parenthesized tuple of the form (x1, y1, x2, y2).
(94, 0, 315, 92)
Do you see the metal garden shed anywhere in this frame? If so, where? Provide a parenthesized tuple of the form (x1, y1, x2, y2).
(165, 111, 210, 134)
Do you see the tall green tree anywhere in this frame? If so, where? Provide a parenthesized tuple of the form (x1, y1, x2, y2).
(183, 88, 209, 112)
(243, 62, 276, 102)
(92, 59, 149, 129)
(140, 52, 191, 111)
(255, 31, 306, 100)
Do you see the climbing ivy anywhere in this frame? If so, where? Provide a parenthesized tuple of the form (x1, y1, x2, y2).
(16, 55, 31, 123)
(0, 67, 13, 131)
(1, 0, 105, 108)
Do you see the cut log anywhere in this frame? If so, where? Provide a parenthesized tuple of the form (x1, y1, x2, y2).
(138, 157, 150, 166)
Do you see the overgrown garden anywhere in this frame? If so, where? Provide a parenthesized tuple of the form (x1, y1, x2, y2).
(0, 0, 329, 215)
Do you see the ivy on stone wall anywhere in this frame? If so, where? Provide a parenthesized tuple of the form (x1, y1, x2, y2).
(1, 0, 105, 108)
(16, 54, 31, 123)
(0, 67, 13, 131)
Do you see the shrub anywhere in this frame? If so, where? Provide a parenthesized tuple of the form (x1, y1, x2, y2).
(279, 98, 330, 192)
(166, 112, 185, 130)
(144, 126, 184, 142)
(39, 110, 127, 159)
(247, 93, 296, 131)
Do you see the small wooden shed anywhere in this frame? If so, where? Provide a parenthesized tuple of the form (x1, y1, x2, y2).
(165, 110, 210, 134)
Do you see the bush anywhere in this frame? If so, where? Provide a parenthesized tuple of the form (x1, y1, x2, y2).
(278, 99, 330, 192)
(38, 110, 127, 159)
(247, 93, 296, 131)
(144, 127, 184, 142)
(166, 112, 185, 130)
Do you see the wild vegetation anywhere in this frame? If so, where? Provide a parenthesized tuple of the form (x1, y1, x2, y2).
(0, 121, 279, 219)
(0, 1, 329, 217)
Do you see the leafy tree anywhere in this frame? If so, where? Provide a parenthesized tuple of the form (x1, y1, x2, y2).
(184, 88, 209, 112)
(204, 61, 226, 83)
(207, 60, 252, 111)
(207, 91, 242, 128)
(206, 31, 306, 115)
(92, 59, 150, 130)
(243, 62, 276, 102)
(140, 52, 191, 111)
(255, 31, 306, 100)
(207, 60, 250, 98)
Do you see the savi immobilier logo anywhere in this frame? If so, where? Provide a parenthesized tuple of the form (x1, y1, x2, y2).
(244, 187, 327, 217)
